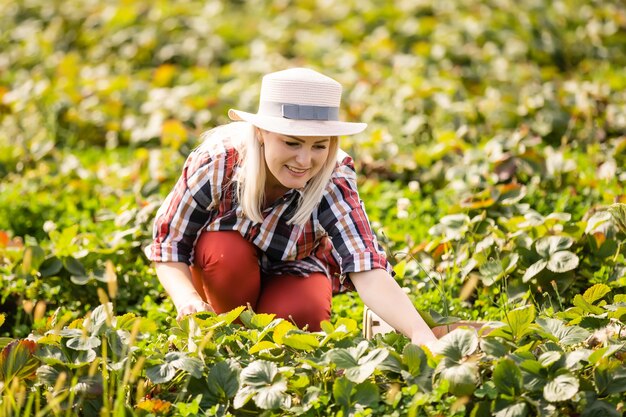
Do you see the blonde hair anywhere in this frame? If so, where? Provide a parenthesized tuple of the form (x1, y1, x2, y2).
(234, 123, 339, 226)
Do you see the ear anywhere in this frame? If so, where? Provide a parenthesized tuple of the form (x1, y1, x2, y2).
(255, 128, 264, 145)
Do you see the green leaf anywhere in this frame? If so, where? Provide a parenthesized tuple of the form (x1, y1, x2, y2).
(439, 362, 479, 396)
(70, 274, 91, 285)
(519, 359, 543, 376)
(217, 306, 246, 325)
(543, 373, 579, 402)
(440, 213, 471, 228)
(471, 401, 493, 417)
(333, 376, 354, 409)
(233, 385, 255, 409)
(0, 340, 39, 381)
(593, 363, 626, 395)
(581, 400, 621, 417)
(165, 352, 204, 379)
(39, 257, 63, 277)
(146, 362, 176, 384)
(320, 320, 335, 334)
(0, 338, 11, 351)
(327, 343, 389, 384)
(565, 350, 591, 370)
(434, 328, 479, 363)
(499, 184, 527, 205)
(585, 211, 613, 234)
(64, 256, 87, 277)
(495, 402, 529, 417)
(241, 360, 278, 387)
(36, 365, 62, 385)
(282, 332, 320, 351)
(106, 329, 129, 357)
(474, 381, 498, 400)
(506, 306, 536, 342)
(353, 381, 379, 407)
(402, 343, 422, 376)
(572, 295, 605, 315)
(36, 344, 68, 365)
(493, 358, 522, 397)
(480, 337, 509, 358)
(207, 360, 240, 402)
(253, 377, 289, 410)
(522, 259, 547, 282)
(344, 348, 389, 384)
(547, 251, 579, 273)
(535, 236, 573, 258)
(536, 318, 590, 346)
(327, 348, 359, 369)
(589, 344, 625, 365)
(72, 349, 97, 366)
(502, 253, 519, 274)
(583, 284, 611, 304)
(539, 351, 562, 368)
(88, 302, 114, 334)
(66, 335, 101, 351)
(479, 258, 504, 286)
(607, 203, 626, 234)
(250, 313, 276, 329)
(334, 318, 358, 334)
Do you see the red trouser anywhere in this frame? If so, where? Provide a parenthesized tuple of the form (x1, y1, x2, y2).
(190, 231, 332, 331)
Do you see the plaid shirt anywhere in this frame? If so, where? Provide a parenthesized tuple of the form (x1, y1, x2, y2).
(146, 124, 392, 293)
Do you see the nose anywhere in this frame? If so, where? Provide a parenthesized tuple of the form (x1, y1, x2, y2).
(295, 148, 311, 166)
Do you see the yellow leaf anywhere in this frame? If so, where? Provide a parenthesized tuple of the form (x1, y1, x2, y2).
(273, 320, 297, 345)
(161, 119, 187, 150)
(249, 340, 279, 354)
(153, 64, 176, 87)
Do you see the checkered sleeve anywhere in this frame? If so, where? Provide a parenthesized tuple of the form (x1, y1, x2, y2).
(317, 155, 393, 277)
(145, 147, 226, 264)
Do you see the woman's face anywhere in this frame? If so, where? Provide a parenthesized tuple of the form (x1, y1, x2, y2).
(259, 129, 331, 193)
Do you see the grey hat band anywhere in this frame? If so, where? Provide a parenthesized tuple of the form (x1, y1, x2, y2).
(258, 101, 339, 121)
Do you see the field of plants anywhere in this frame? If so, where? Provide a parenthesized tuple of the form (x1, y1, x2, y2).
(1, 0, 626, 415)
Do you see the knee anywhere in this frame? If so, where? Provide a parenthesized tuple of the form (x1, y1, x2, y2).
(290, 303, 331, 332)
(257, 274, 331, 331)
(193, 231, 258, 271)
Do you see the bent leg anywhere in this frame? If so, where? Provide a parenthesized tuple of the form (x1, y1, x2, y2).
(190, 231, 261, 314)
(255, 272, 332, 331)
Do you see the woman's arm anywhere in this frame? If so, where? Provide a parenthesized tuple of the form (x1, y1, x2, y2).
(349, 269, 437, 346)
(155, 262, 214, 320)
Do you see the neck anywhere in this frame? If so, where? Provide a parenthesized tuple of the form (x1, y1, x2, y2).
(264, 185, 289, 206)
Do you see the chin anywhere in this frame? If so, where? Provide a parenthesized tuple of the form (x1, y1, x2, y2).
(282, 181, 306, 189)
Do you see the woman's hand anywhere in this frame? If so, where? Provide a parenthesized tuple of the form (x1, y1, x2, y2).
(153, 262, 215, 320)
(176, 297, 215, 321)
(350, 269, 439, 345)
(411, 331, 438, 351)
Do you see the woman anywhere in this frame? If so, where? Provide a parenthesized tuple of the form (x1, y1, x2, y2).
(146, 68, 437, 346)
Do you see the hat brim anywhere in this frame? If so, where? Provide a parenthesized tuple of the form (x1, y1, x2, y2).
(228, 109, 367, 137)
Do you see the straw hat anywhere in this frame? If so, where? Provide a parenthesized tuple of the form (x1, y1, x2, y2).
(228, 68, 367, 137)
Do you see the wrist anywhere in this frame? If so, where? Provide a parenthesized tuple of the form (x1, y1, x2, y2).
(410, 327, 438, 345)
(172, 291, 203, 311)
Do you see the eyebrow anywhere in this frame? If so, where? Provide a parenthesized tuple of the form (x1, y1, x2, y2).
(286, 135, 330, 144)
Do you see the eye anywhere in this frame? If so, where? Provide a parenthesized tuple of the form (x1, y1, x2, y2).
(285, 141, 300, 147)
(314, 144, 328, 150)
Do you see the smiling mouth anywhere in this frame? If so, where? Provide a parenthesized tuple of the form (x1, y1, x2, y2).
(286, 166, 309, 174)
